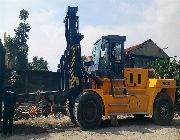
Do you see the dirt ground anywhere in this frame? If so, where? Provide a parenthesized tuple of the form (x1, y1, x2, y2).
(0, 116, 179, 140)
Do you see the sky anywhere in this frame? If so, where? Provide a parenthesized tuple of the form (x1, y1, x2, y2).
(0, 0, 179, 71)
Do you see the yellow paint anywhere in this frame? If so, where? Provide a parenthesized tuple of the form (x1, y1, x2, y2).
(84, 68, 176, 118)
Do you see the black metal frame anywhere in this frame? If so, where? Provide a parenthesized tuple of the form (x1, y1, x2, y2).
(59, 6, 84, 105)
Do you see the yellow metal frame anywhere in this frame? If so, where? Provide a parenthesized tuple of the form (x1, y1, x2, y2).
(84, 68, 176, 118)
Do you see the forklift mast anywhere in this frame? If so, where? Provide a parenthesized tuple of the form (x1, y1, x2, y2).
(60, 6, 84, 103)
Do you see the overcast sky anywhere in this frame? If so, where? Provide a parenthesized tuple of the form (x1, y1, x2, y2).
(0, 0, 179, 71)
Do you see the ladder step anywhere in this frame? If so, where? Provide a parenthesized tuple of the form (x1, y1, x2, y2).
(109, 103, 128, 107)
(113, 94, 131, 97)
(114, 79, 125, 81)
(114, 86, 126, 90)
(109, 112, 148, 116)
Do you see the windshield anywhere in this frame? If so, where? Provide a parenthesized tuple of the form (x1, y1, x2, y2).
(114, 43, 122, 61)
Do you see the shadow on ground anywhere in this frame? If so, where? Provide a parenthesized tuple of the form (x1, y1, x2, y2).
(0, 121, 77, 135)
(0, 116, 179, 137)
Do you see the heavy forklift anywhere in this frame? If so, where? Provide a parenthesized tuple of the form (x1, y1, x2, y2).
(59, 6, 176, 130)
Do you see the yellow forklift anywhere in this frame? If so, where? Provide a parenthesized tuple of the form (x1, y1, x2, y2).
(59, 6, 176, 130)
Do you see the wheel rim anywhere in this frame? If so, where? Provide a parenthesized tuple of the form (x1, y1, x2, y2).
(83, 101, 97, 122)
(159, 101, 170, 118)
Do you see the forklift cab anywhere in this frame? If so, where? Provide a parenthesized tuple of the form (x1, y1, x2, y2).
(92, 35, 126, 79)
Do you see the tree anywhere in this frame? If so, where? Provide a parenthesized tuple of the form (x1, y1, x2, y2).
(28, 56, 49, 71)
(150, 58, 180, 103)
(2, 10, 31, 92)
(14, 9, 31, 70)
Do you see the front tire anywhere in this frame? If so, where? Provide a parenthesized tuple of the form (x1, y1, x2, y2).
(74, 92, 103, 130)
(153, 93, 174, 125)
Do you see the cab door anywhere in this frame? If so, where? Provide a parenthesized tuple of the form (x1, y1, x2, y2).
(110, 41, 124, 79)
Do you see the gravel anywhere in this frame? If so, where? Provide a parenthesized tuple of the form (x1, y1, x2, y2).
(0, 116, 179, 140)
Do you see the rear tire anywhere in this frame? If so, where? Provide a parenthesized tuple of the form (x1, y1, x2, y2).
(153, 93, 174, 125)
(74, 92, 103, 130)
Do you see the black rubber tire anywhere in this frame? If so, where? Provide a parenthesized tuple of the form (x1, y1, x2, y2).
(74, 92, 103, 130)
(153, 93, 174, 125)
(133, 114, 145, 120)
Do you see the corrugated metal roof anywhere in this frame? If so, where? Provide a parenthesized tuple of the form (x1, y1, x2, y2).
(125, 39, 169, 58)
(125, 39, 153, 54)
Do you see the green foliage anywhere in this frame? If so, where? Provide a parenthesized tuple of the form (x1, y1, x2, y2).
(8, 70, 19, 87)
(150, 58, 180, 103)
(14, 9, 31, 70)
(19, 9, 29, 21)
(81, 56, 87, 62)
(4, 35, 16, 69)
(28, 56, 49, 71)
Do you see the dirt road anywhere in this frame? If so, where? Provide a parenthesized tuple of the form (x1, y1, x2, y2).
(0, 116, 179, 140)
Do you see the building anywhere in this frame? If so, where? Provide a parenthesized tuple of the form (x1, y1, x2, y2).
(125, 39, 169, 68)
